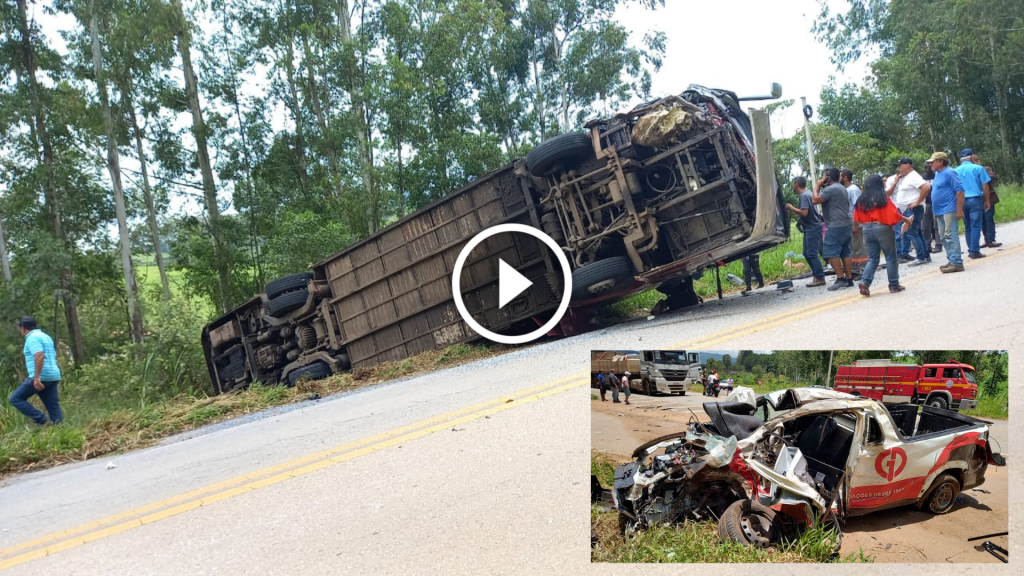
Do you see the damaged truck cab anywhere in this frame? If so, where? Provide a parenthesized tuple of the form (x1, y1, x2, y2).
(607, 387, 1005, 547)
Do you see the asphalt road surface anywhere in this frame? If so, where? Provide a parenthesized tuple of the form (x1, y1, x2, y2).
(2, 221, 1022, 573)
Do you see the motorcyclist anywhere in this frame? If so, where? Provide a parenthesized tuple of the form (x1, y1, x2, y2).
(706, 369, 719, 397)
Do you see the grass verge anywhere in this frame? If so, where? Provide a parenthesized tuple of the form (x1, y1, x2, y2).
(590, 453, 873, 563)
(0, 343, 501, 479)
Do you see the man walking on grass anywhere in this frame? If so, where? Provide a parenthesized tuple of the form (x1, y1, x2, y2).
(812, 168, 854, 290)
(9, 317, 64, 426)
(886, 157, 932, 266)
(928, 152, 966, 273)
(785, 176, 826, 287)
(954, 148, 992, 260)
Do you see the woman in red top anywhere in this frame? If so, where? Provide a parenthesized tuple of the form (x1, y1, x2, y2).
(853, 175, 914, 296)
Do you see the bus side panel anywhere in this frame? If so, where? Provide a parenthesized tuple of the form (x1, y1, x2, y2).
(318, 164, 560, 369)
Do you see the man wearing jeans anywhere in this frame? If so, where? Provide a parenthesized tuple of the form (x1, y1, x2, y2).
(887, 157, 931, 266)
(9, 317, 64, 425)
(928, 152, 966, 273)
(954, 148, 992, 260)
(784, 177, 826, 287)
(982, 164, 1002, 248)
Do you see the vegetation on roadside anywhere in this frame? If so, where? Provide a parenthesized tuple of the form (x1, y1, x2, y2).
(589, 453, 872, 563)
(0, 342, 498, 478)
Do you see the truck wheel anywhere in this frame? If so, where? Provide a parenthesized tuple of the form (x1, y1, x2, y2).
(922, 473, 960, 514)
(926, 395, 948, 410)
(265, 272, 313, 299)
(268, 288, 309, 317)
(570, 257, 635, 302)
(642, 379, 651, 395)
(718, 499, 780, 547)
(526, 133, 593, 177)
(286, 361, 332, 387)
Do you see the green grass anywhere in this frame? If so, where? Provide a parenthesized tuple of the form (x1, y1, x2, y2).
(0, 342, 504, 478)
(590, 453, 872, 563)
(591, 451, 617, 487)
(992, 183, 1024, 223)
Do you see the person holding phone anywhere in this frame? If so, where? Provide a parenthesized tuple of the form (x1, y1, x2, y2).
(811, 168, 854, 290)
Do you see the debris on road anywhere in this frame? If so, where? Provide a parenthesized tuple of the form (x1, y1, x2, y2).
(982, 541, 1008, 563)
(105, 462, 117, 470)
(971, 488, 991, 494)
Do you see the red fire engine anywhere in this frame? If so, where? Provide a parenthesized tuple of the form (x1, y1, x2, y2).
(833, 359, 978, 411)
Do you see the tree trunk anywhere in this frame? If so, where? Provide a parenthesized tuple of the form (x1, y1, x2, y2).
(300, 31, 345, 203)
(220, 10, 264, 289)
(532, 57, 546, 139)
(174, 0, 232, 313)
(124, 88, 170, 300)
(17, 0, 86, 363)
(551, 23, 568, 132)
(0, 211, 10, 282)
(91, 8, 144, 346)
(283, 39, 311, 199)
(990, 34, 1016, 179)
(338, 0, 377, 234)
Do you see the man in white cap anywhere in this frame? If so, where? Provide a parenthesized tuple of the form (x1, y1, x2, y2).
(621, 371, 632, 405)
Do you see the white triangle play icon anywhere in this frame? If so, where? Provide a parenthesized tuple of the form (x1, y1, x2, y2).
(498, 258, 532, 309)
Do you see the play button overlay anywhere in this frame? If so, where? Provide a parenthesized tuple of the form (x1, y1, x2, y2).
(451, 223, 572, 345)
(498, 259, 533, 309)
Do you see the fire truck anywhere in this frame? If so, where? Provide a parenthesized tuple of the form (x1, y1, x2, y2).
(833, 359, 978, 411)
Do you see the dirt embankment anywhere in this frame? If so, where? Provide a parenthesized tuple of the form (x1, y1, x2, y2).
(590, 395, 1010, 563)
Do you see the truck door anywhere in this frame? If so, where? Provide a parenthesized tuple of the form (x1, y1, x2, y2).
(917, 365, 940, 401)
(848, 414, 902, 512)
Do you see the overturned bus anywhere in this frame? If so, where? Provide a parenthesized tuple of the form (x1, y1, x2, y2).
(201, 86, 790, 394)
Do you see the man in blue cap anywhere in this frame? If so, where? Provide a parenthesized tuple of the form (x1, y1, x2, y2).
(953, 148, 992, 260)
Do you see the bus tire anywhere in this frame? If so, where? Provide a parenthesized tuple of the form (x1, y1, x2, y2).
(266, 272, 313, 299)
(286, 361, 332, 387)
(267, 288, 309, 317)
(526, 133, 593, 177)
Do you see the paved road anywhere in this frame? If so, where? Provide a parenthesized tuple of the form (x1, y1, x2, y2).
(1, 221, 1021, 574)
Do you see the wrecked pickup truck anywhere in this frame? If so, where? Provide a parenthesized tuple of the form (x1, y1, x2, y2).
(603, 387, 1005, 548)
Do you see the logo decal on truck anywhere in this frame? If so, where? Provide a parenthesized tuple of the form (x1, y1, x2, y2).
(874, 447, 907, 481)
(945, 380, 953, 388)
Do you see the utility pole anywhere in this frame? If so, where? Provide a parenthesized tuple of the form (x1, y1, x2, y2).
(801, 96, 817, 184)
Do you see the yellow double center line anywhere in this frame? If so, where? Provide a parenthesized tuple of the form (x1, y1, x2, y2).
(3, 241, 1020, 569)
(0, 375, 585, 570)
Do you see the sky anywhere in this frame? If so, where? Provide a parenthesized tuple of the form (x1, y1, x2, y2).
(614, 0, 873, 140)
(25, 0, 871, 225)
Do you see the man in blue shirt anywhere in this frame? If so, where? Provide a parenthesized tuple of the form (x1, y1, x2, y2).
(9, 317, 64, 425)
(595, 370, 607, 401)
(927, 152, 966, 273)
(953, 148, 992, 259)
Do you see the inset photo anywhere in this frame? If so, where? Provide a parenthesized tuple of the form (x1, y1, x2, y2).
(590, 350, 1008, 563)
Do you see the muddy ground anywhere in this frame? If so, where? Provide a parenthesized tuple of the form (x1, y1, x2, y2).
(590, 390, 1010, 563)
